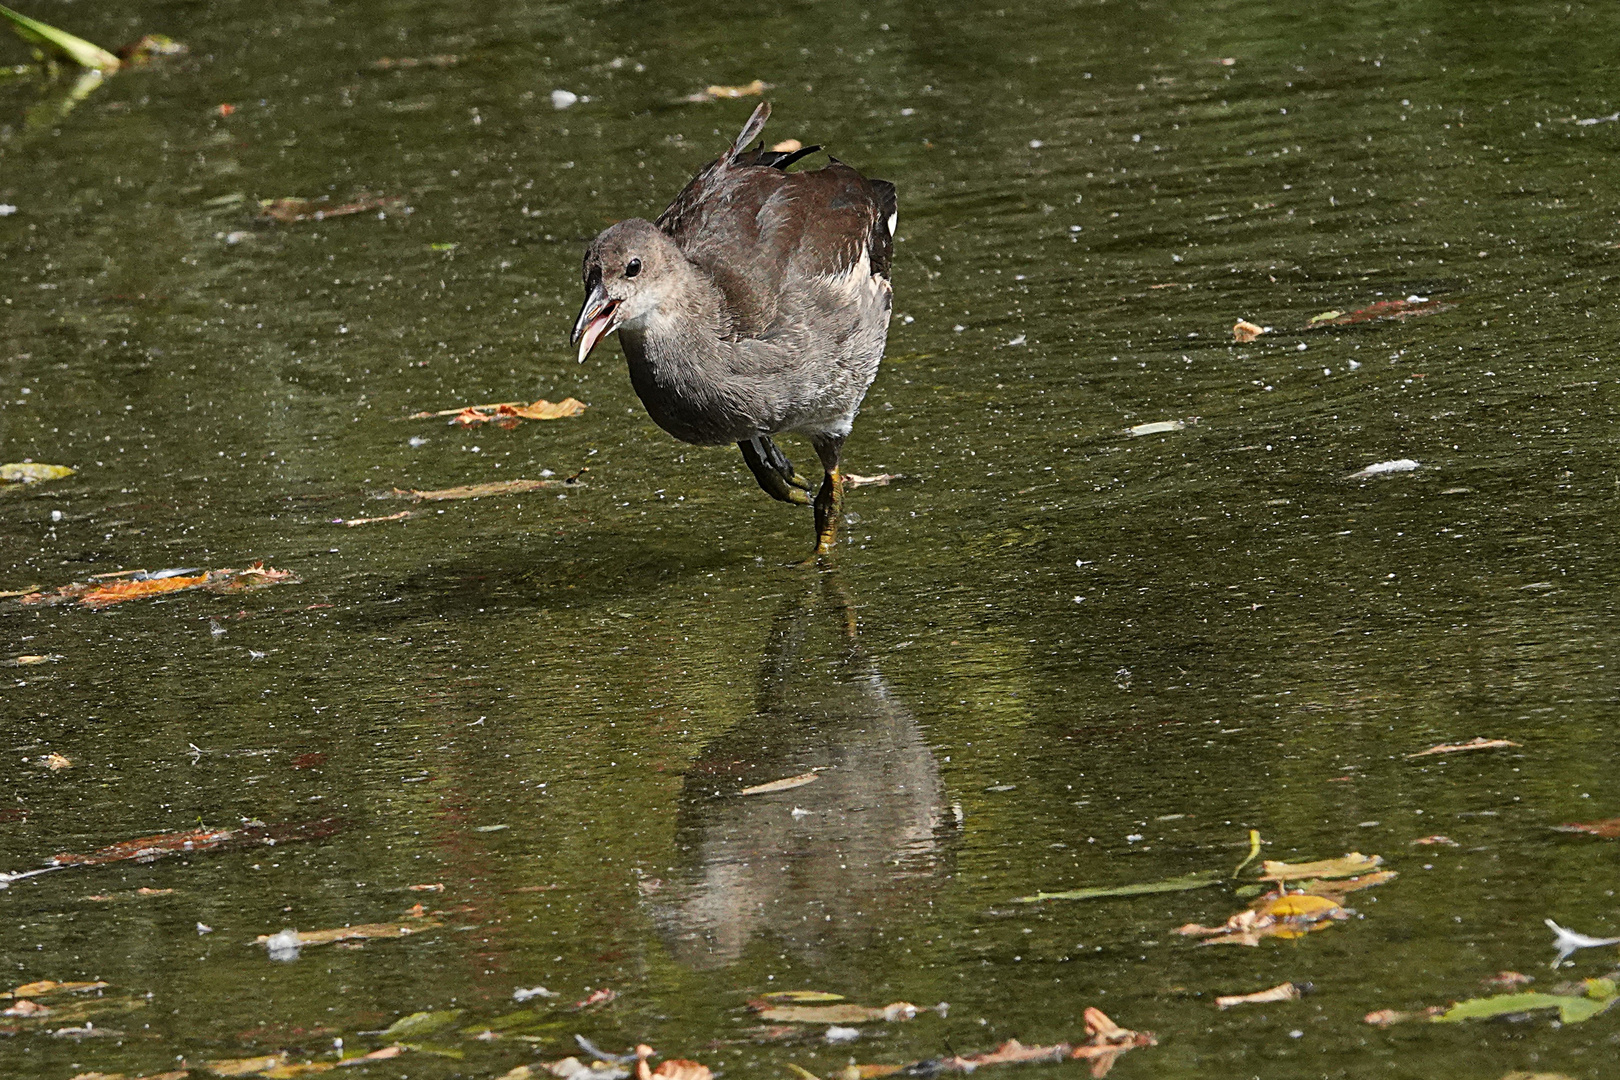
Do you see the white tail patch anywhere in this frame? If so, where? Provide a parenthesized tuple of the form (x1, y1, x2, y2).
(886, 211, 898, 236)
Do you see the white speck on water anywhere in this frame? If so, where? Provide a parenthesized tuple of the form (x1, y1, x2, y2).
(1407, 294, 1429, 302)
(791, 807, 810, 818)
(1073, 596, 1085, 603)
(1349, 458, 1420, 479)
(1007, 334, 1027, 346)
(196, 922, 213, 934)
(225, 230, 251, 244)
(900, 107, 915, 116)
(903, 314, 915, 323)
(514, 986, 557, 1002)
(1296, 342, 1308, 351)
(1359, 820, 1380, 827)
(1348, 359, 1361, 369)
(0, 204, 16, 216)
(265, 929, 302, 961)
(953, 324, 965, 332)
(540, 468, 555, 477)
(1125, 834, 1144, 843)
(551, 89, 580, 110)
(408, 435, 429, 448)
(1029, 139, 1043, 148)
(1289, 1030, 1303, 1039)
(1129, 419, 1186, 437)
(1323, 368, 1332, 375)
(825, 1026, 861, 1044)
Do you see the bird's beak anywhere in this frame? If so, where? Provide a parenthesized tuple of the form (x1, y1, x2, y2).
(571, 282, 621, 364)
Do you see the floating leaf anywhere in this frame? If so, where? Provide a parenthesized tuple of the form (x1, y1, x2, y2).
(15, 564, 297, 610)
(1407, 737, 1521, 758)
(1436, 991, 1615, 1025)
(378, 1010, 462, 1039)
(395, 480, 562, 501)
(0, 463, 74, 483)
(749, 1001, 917, 1024)
(843, 473, 902, 488)
(1295, 869, 1398, 901)
(1127, 420, 1185, 437)
(256, 920, 440, 951)
(38, 752, 72, 771)
(738, 773, 819, 796)
(759, 991, 846, 1004)
(1015, 869, 1223, 904)
(1176, 893, 1350, 946)
(682, 79, 771, 102)
(4, 980, 108, 999)
(116, 34, 186, 65)
(203, 1056, 288, 1077)
(1259, 853, 1382, 882)
(0, 4, 120, 72)
(1348, 459, 1420, 480)
(1552, 818, 1620, 839)
(261, 1064, 338, 1078)
(1232, 319, 1267, 343)
(337, 511, 413, 527)
(1305, 296, 1454, 327)
(1363, 1006, 1445, 1026)
(258, 193, 406, 224)
(408, 398, 587, 428)
(899, 1010, 1155, 1077)
(1215, 982, 1306, 1009)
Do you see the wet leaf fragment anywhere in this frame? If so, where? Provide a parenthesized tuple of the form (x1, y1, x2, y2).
(1305, 296, 1454, 327)
(3, 980, 108, 999)
(204, 1055, 288, 1077)
(1127, 420, 1186, 437)
(1407, 737, 1520, 758)
(255, 919, 441, 952)
(749, 1001, 917, 1024)
(408, 398, 586, 428)
(0, 462, 75, 483)
(1014, 869, 1223, 903)
(759, 991, 846, 1004)
(378, 1010, 462, 1039)
(38, 752, 72, 771)
(1176, 892, 1350, 946)
(0, 4, 120, 72)
(1215, 982, 1306, 1009)
(1347, 459, 1420, 480)
(1232, 319, 1267, 343)
(901, 1009, 1154, 1078)
(738, 773, 819, 796)
(682, 79, 770, 102)
(395, 480, 563, 501)
(1552, 818, 1620, 839)
(117, 34, 186, 64)
(1260, 853, 1382, 882)
(15, 564, 297, 609)
(1437, 986, 1617, 1025)
(258, 193, 406, 224)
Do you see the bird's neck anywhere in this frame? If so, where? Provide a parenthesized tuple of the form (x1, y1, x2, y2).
(618, 260, 730, 377)
(615, 260, 738, 444)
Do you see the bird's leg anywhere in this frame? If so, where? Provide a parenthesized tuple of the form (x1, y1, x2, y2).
(738, 436, 811, 505)
(809, 433, 846, 559)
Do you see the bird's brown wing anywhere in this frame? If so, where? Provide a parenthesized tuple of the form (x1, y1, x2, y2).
(658, 160, 895, 339)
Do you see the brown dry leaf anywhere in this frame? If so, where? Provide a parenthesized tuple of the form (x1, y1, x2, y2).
(1176, 892, 1348, 946)
(1215, 982, 1304, 1009)
(770, 139, 803, 153)
(396, 479, 560, 501)
(844, 473, 902, 488)
(1260, 852, 1382, 882)
(5, 980, 108, 999)
(1363, 1006, 1445, 1027)
(45, 818, 339, 873)
(204, 1055, 288, 1077)
(338, 1046, 404, 1066)
(16, 565, 297, 610)
(1305, 297, 1454, 327)
(135, 887, 176, 896)
(253, 920, 440, 949)
(339, 511, 413, 527)
(1411, 835, 1460, 846)
(408, 398, 586, 427)
(258, 193, 406, 224)
(262, 1064, 338, 1078)
(683, 79, 771, 102)
(1232, 319, 1266, 343)
(408, 882, 445, 892)
(738, 773, 819, 796)
(1483, 971, 1535, 991)
(1297, 869, 1398, 900)
(572, 987, 617, 1010)
(1407, 737, 1520, 758)
(1072, 1008, 1156, 1078)
(3, 999, 50, 1017)
(751, 1001, 917, 1024)
(651, 1062, 713, 1080)
(1551, 818, 1620, 839)
(40, 752, 72, 771)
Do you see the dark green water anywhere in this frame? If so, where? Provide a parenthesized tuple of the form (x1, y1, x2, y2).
(3, 1, 1619, 1077)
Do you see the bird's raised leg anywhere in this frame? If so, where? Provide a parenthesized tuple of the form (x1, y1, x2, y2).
(738, 436, 812, 505)
(808, 433, 846, 560)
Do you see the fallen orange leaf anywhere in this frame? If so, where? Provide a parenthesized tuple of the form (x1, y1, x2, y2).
(1215, 981, 1304, 1009)
(1233, 319, 1267, 343)
(1553, 818, 1620, 839)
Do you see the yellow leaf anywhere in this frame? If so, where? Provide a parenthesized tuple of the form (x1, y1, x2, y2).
(0, 463, 75, 483)
(1258, 893, 1342, 919)
(1260, 853, 1382, 882)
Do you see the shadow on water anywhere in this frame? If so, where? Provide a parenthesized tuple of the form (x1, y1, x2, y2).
(650, 573, 955, 969)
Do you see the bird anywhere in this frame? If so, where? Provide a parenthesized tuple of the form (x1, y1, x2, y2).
(571, 102, 896, 560)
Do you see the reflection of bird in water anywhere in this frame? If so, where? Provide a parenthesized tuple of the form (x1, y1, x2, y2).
(648, 577, 952, 969)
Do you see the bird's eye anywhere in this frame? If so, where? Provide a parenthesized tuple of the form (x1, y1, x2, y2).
(625, 258, 642, 278)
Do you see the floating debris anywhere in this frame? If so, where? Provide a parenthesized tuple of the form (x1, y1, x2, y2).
(1259, 853, 1383, 883)
(843, 473, 902, 488)
(1552, 818, 1620, 839)
(0, 4, 120, 72)
(681, 79, 770, 103)
(1546, 919, 1620, 967)
(336, 510, 414, 527)
(1306, 296, 1455, 327)
(15, 564, 296, 610)
(737, 772, 819, 796)
(116, 33, 186, 64)
(407, 397, 587, 428)
(372, 54, 460, 70)
(258, 192, 407, 224)
(1407, 737, 1520, 759)
(1127, 419, 1186, 437)
(0, 462, 74, 484)
(1232, 319, 1267, 343)
(1215, 982, 1307, 1009)
(1014, 869, 1224, 904)
(1348, 458, 1420, 480)
(551, 89, 580, 110)
(395, 479, 566, 501)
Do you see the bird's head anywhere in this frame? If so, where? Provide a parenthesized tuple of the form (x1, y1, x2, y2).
(572, 218, 678, 363)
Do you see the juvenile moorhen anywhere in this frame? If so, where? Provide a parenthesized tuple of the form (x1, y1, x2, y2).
(572, 102, 896, 559)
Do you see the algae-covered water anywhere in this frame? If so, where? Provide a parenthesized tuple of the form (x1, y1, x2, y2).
(3, 1, 1619, 1077)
